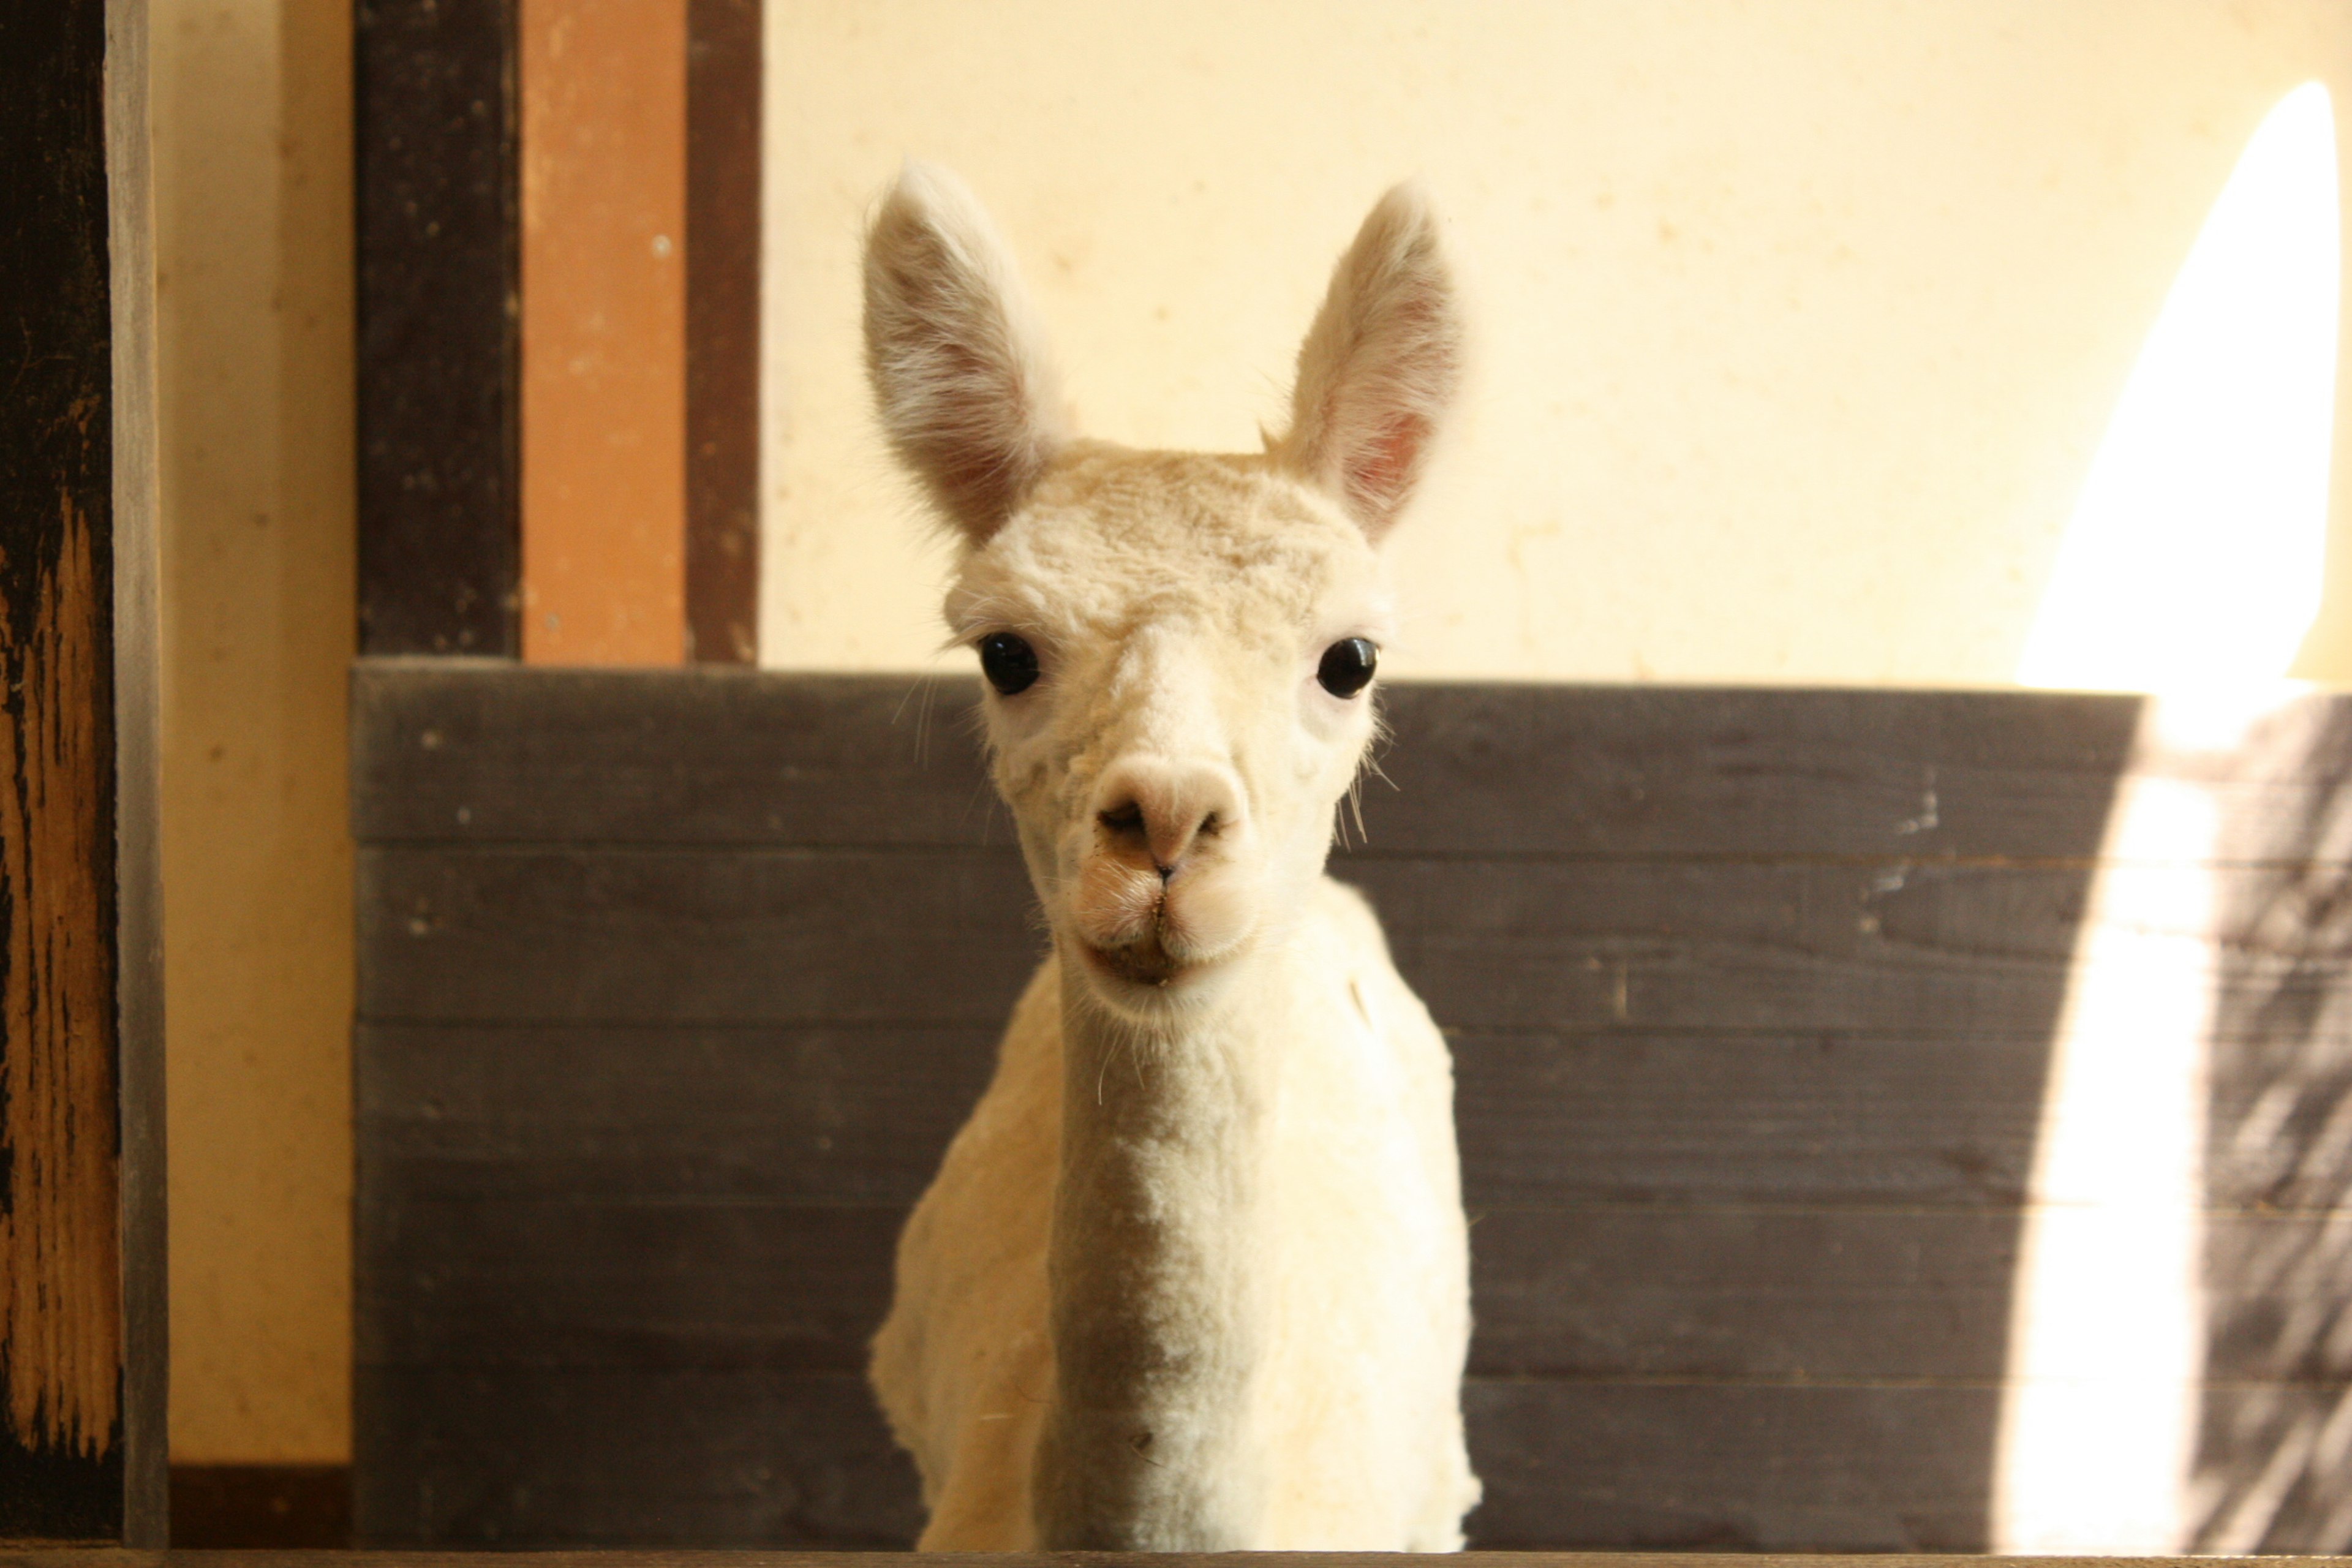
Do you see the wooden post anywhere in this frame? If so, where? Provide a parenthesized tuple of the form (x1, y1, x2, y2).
(685, 0, 762, 665)
(0, 0, 167, 1543)
(356, 1, 758, 668)
(354, 0, 524, 658)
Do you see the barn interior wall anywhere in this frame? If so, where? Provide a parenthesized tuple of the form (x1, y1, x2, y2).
(143, 0, 2352, 1469)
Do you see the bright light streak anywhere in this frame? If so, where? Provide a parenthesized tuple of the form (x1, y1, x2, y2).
(2019, 84, 2340, 692)
(1991, 755, 2220, 1554)
(1997, 83, 2341, 1551)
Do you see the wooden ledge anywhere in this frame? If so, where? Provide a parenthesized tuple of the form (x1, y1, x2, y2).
(10, 1555, 2351, 1567)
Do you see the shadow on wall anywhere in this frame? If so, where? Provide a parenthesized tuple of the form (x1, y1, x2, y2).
(2196, 701, 2352, 1551)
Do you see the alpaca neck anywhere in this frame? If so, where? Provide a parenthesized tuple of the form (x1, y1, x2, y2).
(1035, 944, 1286, 1549)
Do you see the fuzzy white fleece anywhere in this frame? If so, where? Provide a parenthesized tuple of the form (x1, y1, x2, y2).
(862, 163, 1479, 1551)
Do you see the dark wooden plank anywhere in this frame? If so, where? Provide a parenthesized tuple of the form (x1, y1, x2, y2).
(355, 1195, 1997, 1381)
(1367, 681, 2132, 862)
(355, 846, 1038, 1026)
(684, 0, 761, 665)
(358, 1020, 2352, 1213)
(355, 1181, 2352, 1387)
(354, 1020, 2043, 1211)
(356, 1198, 899, 1372)
(1354, 858, 2346, 1035)
(359, 845, 2346, 1036)
(350, 665, 1005, 847)
(0, 0, 130, 1541)
(345, 663, 2352, 858)
(352, 1369, 922, 1547)
(1462, 1378, 1998, 1551)
(2190, 1382, 2352, 1552)
(1455, 1028, 2046, 1209)
(356, 1023, 995, 1204)
(354, 0, 520, 656)
(359, 1368, 2015, 1550)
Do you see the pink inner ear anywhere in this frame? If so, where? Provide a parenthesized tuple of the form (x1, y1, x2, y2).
(1349, 411, 1429, 522)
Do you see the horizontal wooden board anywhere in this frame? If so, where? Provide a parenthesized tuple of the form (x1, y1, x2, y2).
(356, 1183, 2352, 1387)
(352, 1369, 922, 1547)
(355, 1021, 2041, 1208)
(352, 663, 1006, 848)
(357, 847, 2350, 1038)
(355, 1197, 900, 1373)
(1465, 1378, 2000, 1551)
(1357, 858, 2351, 1036)
(364, 1367, 2348, 1551)
(355, 1022, 997, 1205)
(356, 846, 1038, 1027)
(358, 1019, 2352, 1213)
(351, 663, 2352, 862)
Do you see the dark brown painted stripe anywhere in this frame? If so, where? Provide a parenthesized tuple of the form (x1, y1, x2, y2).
(354, 0, 522, 657)
(685, 0, 761, 665)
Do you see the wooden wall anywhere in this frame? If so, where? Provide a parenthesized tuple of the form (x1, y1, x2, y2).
(349, 664, 2352, 1550)
(0, 0, 165, 1543)
(356, 0, 760, 666)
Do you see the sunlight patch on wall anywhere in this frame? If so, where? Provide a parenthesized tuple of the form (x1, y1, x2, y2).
(2018, 83, 2339, 693)
(1996, 84, 2342, 1555)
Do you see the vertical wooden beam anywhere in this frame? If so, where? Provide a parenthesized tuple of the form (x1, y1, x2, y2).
(519, 0, 688, 666)
(106, 0, 167, 1544)
(354, 0, 522, 657)
(0, 0, 164, 1541)
(685, 0, 761, 665)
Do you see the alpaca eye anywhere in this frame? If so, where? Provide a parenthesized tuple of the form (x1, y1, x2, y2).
(1316, 637, 1378, 698)
(978, 631, 1040, 695)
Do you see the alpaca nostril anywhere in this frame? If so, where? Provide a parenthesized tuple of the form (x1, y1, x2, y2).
(1093, 764, 1243, 875)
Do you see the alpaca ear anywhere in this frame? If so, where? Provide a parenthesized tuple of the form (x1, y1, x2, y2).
(864, 163, 1071, 544)
(1273, 184, 1463, 541)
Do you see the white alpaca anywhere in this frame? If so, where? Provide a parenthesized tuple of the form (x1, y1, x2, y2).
(864, 164, 1479, 1552)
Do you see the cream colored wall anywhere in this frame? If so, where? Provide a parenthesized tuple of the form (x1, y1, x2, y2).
(135, 0, 2352, 1466)
(153, 0, 353, 1461)
(761, 0, 2352, 685)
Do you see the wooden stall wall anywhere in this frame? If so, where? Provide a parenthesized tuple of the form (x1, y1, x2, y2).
(349, 664, 2352, 1550)
(0, 0, 165, 1544)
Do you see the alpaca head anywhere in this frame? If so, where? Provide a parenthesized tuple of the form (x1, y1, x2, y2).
(865, 165, 1460, 1021)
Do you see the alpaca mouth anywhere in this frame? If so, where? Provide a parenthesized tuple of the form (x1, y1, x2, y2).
(1082, 929, 1189, 989)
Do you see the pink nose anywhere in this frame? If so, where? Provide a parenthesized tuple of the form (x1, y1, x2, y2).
(1092, 758, 1244, 877)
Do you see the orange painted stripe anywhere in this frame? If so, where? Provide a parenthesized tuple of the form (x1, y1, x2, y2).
(519, 0, 687, 665)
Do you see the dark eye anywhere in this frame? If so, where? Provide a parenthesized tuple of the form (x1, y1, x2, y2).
(978, 631, 1040, 696)
(1316, 637, 1378, 698)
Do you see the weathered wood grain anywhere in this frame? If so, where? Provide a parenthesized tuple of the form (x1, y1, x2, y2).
(356, 845, 2347, 1038)
(348, 664, 2352, 1551)
(356, 1181, 2352, 1387)
(350, 665, 1005, 848)
(352, 1366, 2062, 1551)
(348, 663, 2352, 861)
(356, 1023, 998, 1204)
(353, 1369, 922, 1547)
(1464, 1379, 2000, 1551)
(360, 1018, 2352, 1213)
(356, 846, 1038, 1027)
(0, 0, 130, 1540)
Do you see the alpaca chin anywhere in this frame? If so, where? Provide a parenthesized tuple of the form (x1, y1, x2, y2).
(1069, 913, 1256, 1018)
(1067, 857, 1262, 1014)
